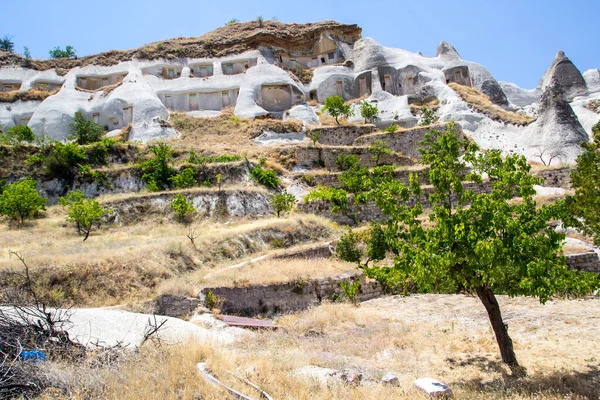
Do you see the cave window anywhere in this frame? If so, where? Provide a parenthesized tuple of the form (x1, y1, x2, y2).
(328, 52, 335, 60)
(92, 113, 99, 123)
(455, 70, 461, 79)
(321, 57, 326, 64)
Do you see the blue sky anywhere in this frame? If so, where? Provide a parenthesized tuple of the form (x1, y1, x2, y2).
(3, 0, 598, 88)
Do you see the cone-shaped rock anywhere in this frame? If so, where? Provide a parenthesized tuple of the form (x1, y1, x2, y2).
(538, 51, 588, 101)
(436, 41, 461, 59)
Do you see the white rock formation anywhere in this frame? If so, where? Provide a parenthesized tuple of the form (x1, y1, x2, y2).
(0, 23, 597, 161)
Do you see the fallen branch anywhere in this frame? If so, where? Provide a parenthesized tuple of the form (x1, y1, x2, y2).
(227, 370, 274, 400)
(197, 363, 255, 400)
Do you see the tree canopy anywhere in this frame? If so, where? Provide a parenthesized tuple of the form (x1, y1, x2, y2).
(59, 190, 111, 241)
(322, 95, 353, 125)
(321, 122, 598, 366)
(0, 178, 47, 224)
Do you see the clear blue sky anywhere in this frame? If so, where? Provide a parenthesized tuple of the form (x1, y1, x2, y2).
(3, 0, 599, 89)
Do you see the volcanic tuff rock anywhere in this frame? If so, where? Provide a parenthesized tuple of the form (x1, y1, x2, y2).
(538, 51, 588, 102)
(0, 20, 598, 162)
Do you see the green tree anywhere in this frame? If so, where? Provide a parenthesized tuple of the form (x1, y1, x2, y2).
(70, 111, 104, 145)
(564, 121, 600, 245)
(49, 45, 76, 59)
(359, 101, 379, 124)
(271, 192, 296, 217)
(0, 178, 47, 224)
(383, 124, 399, 133)
(44, 142, 87, 179)
(23, 46, 31, 59)
(322, 95, 354, 125)
(170, 168, 198, 189)
(420, 107, 436, 126)
(139, 142, 176, 192)
(5, 125, 35, 143)
(329, 123, 599, 366)
(250, 162, 280, 188)
(0, 35, 14, 52)
(59, 190, 111, 241)
(171, 194, 196, 223)
(369, 140, 393, 166)
(307, 130, 321, 146)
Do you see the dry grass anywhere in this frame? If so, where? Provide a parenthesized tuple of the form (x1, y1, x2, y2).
(68, 295, 600, 399)
(448, 83, 535, 126)
(0, 209, 336, 306)
(0, 89, 59, 103)
(168, 110, 301, 158)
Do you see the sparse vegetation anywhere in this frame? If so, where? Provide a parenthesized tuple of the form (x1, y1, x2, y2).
(307, 130, 321, 146)
(564, 121, 600, 245)
(383, 124, 399, 133)
(322, 95, 354, 125)
(0, 35, 14, 52)
(0, 178, 47, 224)
(369, 139, 393, 166)
(339, 279, 361, 305)
(59, 190, 111, 241)
(226, 18, 240, 25)
(449, 82, 534, 125)
(49, 45, 77, 59)
(419, 106, 436, 126)
(271, 192, 296, 217)
(170, 193, 196, 222)
(70, 110, 104, 145)
(359, 100, 379, 123)
(139, 142, 176, 191)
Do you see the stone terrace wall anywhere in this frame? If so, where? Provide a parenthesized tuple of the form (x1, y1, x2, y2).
(299, 181, 495, 224)
(202, 274, 383, 316)
(307, 125, 376, 146)
(535, 167, 572, 188)
(353, 123, 464, 159)
(296, 146, 415, 171)
(299, 167, 430, 188)
(566, 252, 600, 273)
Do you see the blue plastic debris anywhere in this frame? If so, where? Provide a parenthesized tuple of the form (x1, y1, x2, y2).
(20, 350, 45, 363)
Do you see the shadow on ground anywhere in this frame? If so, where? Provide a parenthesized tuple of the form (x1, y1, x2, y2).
(447, 355, 600, 399)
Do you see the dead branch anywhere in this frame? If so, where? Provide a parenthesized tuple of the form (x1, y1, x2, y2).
(140, 314, 168, 347)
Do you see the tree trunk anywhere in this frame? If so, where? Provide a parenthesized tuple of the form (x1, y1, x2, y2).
(476, 286, 518, 366)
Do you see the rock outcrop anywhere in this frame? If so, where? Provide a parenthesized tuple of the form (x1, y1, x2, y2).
(538, 51, 588, 101)
(527, 80, 588, 160)
(583, 69, 600, 93)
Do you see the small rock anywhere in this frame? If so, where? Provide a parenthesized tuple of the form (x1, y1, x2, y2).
(381, 372, 400, 386)
(332, 368, 362, 385)
(413, 378, 453, 398)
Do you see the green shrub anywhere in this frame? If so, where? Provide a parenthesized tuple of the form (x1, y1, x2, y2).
(70, 111, 104, 145)
(86, 138, 117, 165)
(204, 290, 220, 309)
(59, 190, 111, 241)
(5, 125, 35, 143)
(187, 150, 241, 164)
(171, 193, 196, 223)
(78, 164, 110, 188)
(25, 154, 45, 166)
(339, 279, 361, 305)
(336, 230, 363, 263)
(369, 140, 393, 166)
(307, 130, 321, 146)
(139, 142, 176, 192)
(250, 164, 280, 188)
(322, 95, 354, 125)
(383, 124, 399, 133)
(359, 101, 379, 123)
(0, 178, 47, 224)
(170, 167, 198, 189)
(44, 142, 87, 178)
(49, 45, 76, 59)
(271, 192, 296, 217)
(420, 107, 436, 126)
(336, 154, 360, 171)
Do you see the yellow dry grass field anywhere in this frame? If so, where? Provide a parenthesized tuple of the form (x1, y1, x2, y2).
(167, 110, 302, 159)
(0, 207, 336, 306)
(449, 83, 535, 126)
(63, 294, 600, 399)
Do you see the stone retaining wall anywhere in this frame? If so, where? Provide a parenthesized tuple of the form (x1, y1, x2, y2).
(306, 125, 376, 146)
(566, 252, 600, 273)
(202, 273, 384, 316)
(296, 146, 415, 171)
(299, 167, 430, 188)
(535, 167, 572, 188)
(353, 123, 464, 159)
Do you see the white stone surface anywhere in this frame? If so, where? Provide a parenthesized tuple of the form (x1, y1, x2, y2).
(413, 378, 453, 398)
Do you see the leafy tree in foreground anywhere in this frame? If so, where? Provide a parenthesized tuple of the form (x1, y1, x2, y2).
(271, 192, 296, 217)
(0, 178, 47, 224)
(564, 121, 600, 245)
(322, 95, 353, 125)
(70, 111, 104, 145)
(59, 190, 111, 241)
(332, 122, 599, 366)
